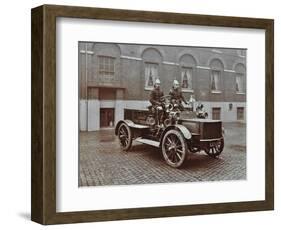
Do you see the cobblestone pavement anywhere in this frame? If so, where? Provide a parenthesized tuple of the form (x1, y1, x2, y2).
(79, 122, 246, 186)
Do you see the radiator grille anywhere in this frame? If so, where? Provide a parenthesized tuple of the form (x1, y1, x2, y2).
(202, 122, 222, 139)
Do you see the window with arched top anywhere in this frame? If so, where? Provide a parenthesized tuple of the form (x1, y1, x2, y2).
(141, 48, 163, 90)
(179, 54, 197, 92)
(209, 58, 224, 93)
(181, 67, 192, 90)
(234, 63, 246, 94)
(145, 63, 158, 89)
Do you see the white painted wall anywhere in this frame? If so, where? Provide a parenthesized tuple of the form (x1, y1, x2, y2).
(82, 99, 246, 130)
(100, 100, 115, 108)
(115, 100, 125, 124)
(87, 100, 100, 131)
(202, 102, 246, 122)
(79, 100, 87, 131)
(125, 100, 151, 110)
(126, 100, 246, 122)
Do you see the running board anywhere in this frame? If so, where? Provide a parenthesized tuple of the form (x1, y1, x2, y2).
(135, 137, 160, 148)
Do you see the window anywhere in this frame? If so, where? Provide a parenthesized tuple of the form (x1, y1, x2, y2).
(181, 67, 192, 90)
(237, 107, 244, 120)
(98, 56, 115, 78)
(145, 63, 158, 89)
(236, 73, 244, 93)
(212, 107, 221, 120)
(211, 70, 221, 92)
(234, 63, 246, 94)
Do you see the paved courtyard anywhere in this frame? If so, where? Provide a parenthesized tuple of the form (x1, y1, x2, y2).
(79, 122, 246, 186)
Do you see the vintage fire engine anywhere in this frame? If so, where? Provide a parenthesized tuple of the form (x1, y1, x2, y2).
(115, 96, 224, 168)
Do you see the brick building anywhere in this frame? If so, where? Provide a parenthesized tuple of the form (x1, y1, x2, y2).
(79, 42, 246, 131)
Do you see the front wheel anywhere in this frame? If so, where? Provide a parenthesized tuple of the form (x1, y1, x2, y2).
(161, 129, 188, 168)
(117, 123, 133, 151)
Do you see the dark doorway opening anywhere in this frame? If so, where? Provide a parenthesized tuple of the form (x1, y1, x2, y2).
(100, 108, 115, 128)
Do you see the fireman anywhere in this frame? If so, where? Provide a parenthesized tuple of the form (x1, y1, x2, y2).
(169, 80, 188, 111)
(149, 79, 164, 126)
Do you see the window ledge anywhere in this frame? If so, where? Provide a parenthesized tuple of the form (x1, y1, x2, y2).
(182, 89, 194, 93)
(211, 90, 222, 94)
(236, 92, 246, 95)
(144, 87, 153, 91)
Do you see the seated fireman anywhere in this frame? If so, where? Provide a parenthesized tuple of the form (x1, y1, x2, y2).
(169, 80, 188, 111)
(149, 79, 164, 125)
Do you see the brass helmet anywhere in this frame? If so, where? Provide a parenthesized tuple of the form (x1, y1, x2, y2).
(154, 78, 161, 88)
(173, 79, 180, 89)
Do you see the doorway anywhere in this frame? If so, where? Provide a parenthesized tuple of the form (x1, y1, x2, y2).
(100, 108, 115, 128)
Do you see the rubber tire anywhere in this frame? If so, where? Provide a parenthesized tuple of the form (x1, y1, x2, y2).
(204, 138, 224, 158)
(161, 129, 188, 168)
(118, 123, 133, 151)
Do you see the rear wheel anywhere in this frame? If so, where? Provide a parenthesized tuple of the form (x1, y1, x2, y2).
(204, 138, 224, 158)
(118, 123, 132, 151)
(161, 129, 188, 168)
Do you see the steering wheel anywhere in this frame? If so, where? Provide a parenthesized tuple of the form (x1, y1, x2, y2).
(160, 95, 171, 102)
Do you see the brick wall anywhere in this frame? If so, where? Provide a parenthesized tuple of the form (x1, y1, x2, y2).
(79, 42, 246, 103)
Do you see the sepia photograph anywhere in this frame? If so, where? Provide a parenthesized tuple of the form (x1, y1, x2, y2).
(30, 4, 273, 224)
(78, 42, 247, 187)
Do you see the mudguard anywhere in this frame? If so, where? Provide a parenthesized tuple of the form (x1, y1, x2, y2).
(115, 120, 135, 135)
(115, 120, 149, 135)
(160, 124, 192, 142)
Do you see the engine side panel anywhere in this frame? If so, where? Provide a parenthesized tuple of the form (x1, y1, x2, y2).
(180, 119, 222, 139)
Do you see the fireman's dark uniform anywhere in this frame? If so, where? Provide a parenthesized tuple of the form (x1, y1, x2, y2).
(149, 88, 164, 125)
(149, 88, 164, 106)
(169, 88, 187, 111)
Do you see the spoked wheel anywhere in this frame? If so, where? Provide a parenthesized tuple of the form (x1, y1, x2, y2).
(161, 129, 188, 168)
(204, 138, 224, 158)
(118, 123, 132, 151)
